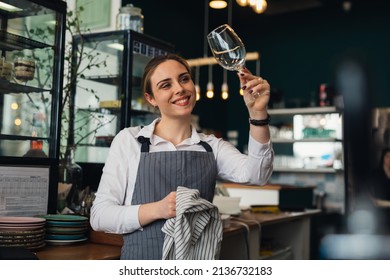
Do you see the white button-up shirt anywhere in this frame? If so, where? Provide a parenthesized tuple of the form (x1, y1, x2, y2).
(90, 118, 274, 234)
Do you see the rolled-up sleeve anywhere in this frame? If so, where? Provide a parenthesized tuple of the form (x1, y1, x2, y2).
(212, 133, 274, 185)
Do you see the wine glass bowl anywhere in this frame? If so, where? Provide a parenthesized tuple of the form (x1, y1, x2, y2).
(207, 24, 246, 71)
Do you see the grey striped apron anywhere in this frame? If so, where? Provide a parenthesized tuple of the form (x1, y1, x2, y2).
(121, 136, 217, 260)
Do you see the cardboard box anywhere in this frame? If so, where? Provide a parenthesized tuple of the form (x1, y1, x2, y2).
(222, 183, 315, 211)
(99, 100, 121, 108)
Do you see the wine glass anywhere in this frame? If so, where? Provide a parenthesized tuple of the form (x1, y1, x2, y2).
(207, 24, 246, 72)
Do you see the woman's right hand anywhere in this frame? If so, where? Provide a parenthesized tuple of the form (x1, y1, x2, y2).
(157, 191, 176, 219)
(138, 191, 176, 226)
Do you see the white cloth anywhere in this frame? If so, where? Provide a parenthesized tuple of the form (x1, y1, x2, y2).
(162, 186, 223, 260)
(90, 118, 274, 234)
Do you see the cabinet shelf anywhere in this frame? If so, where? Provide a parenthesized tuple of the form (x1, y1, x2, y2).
(78, 107, 120, 113)
(273, 166, 341, 173)
(78, 143, 112, 148)
(84, 75, 141, 87)
(77, 107, 154, 116)
(0, 78, 47, 93)
(84, 75, 120, 86)
(272, 137, 341, 143)
(268, 106, 339, 116)
(0, 133, 49, 142)
(0, 0, 54, 19)
(131, 109, 155, 115)
(0, 30, 51, 51)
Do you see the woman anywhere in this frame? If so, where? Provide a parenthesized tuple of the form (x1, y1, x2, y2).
(90, 54, 274, 259)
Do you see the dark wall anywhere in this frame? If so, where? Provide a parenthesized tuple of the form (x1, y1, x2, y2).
(122, 0, 390, 150)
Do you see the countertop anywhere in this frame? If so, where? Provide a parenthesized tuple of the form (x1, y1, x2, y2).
(35, 209, 320, 260)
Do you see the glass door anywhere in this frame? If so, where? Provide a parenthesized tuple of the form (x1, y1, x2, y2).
(71, 30, 174, 163)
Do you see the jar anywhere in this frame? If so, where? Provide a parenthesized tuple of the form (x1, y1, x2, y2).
(116, 4, 144, 33)
(14, 57, 36, 82)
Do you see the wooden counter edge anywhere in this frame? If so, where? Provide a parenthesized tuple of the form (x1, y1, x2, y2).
(222, 182, 315, 190)
(89, 230, 124, 246)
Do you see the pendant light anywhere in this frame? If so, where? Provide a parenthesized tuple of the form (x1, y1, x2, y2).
(221, 69, 228, 100)
(209, 0, 227, 9)
(221, 0, 231, 100)
(236, 0, 267, 14)
(206, 65, 214, 99)
(236, 0, 249, 7)
(195, 66, 201, 101)
(252, 0, 267, 14)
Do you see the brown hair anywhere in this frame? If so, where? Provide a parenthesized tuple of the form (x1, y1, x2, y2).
(141, 53, 192, 98)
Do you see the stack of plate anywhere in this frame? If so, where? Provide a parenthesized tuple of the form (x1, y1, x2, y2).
(42, 214, 89, 245)
(0, 216, 46, 250)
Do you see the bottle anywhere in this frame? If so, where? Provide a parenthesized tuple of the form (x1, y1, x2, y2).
(319, 83, 327, 107)
(23, 112, 47, 157)
(116, 4, 144, 33)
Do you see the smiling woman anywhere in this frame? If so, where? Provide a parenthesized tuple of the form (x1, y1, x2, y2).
(89, 53, 274, 260)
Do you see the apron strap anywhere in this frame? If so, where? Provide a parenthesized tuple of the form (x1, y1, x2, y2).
(198, 141, 213, 152)
(137, 136, 151, 152)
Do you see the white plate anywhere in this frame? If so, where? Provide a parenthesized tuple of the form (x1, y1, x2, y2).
(45, 237, 87, 245)
(0, 225, 45, 232)
(41, 214, 88, 222)
(0, 216, 46, 224)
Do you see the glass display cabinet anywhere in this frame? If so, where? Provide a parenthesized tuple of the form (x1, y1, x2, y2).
(268, 106, 346, 213)
(71, 30, 174, 164)
(269, 106, 344, 173)
(0, 0, 66, 214)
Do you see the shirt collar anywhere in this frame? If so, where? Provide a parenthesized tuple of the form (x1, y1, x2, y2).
(136, 118, 201, 145)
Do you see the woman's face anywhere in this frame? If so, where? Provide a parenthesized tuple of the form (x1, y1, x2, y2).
(146, 59, 196, 119)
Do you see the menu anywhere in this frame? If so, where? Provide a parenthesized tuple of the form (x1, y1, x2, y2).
(0, 165, 49, 216)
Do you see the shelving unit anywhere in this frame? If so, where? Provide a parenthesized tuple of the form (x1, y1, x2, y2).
(269, 106, 343, 173)
(0, 0, 66, 214)
(268, 106, 345, 213)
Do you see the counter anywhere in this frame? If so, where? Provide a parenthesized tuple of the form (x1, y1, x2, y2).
(35, 209, 320, 260)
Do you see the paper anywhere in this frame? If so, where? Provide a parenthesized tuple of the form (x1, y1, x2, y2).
(0, 165, 49, 216)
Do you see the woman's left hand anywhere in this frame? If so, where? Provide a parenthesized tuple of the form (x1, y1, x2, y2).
(237, 68, 270, 118)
